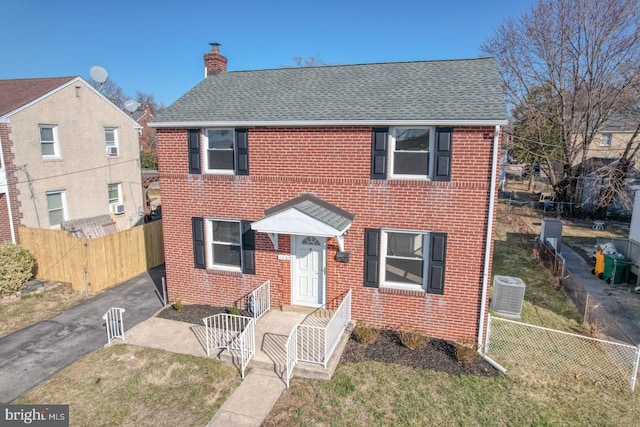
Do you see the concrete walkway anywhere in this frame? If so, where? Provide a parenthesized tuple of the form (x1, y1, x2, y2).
(561, 243, 640, 343)
(0, 265, 166, 403)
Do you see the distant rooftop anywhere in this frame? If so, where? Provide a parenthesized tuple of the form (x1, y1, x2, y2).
(0, 77, 76, 117)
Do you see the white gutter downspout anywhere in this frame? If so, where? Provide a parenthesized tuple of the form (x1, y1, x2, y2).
(477, 125, 501, 359)
(0, 134, 17, 243)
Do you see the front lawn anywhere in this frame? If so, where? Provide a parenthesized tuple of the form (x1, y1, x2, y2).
(14, 344, 240, 427)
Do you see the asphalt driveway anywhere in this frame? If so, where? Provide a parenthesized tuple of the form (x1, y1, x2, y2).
(0, 265, 165, 403)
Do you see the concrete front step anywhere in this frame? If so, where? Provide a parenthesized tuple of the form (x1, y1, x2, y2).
(212, 321, 353, 383)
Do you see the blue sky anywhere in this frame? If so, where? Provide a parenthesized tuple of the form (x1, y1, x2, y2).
(1, 0, 535, 107)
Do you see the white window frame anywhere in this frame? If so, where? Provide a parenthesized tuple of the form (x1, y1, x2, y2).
(204, 128, 236, 174)
(388, 127, 434, 180)
(46, 190, 67, 229)
(599, 132, 612, 147)
(380, 229, 429, 291)
(40, 125, 60, 159)
(108, 183, 122, 205)
(206, 218, 243, 272)
(105, 127, 119, 156)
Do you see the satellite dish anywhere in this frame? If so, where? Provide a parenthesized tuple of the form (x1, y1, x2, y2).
(124, 99, 140, 113)
(89, 66, 108, 84)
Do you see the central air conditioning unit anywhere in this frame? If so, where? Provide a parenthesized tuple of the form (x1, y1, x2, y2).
(110, 203, 125, 215)
(107, 146, 119, 156)
(490, 275, 526, 318)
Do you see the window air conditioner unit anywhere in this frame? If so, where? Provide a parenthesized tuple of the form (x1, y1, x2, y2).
(107, 146, 119, 156)
(490, 275, 526, 319)
(110, 203, 125, 215)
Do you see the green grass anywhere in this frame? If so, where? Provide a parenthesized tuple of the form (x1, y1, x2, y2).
(492, 234, 582, 330)
(15, 345, 241, 427)
(265, 361, 640, 426)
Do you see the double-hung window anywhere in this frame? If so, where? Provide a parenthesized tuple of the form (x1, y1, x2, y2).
(105, 127, 119, 156)
(192, 217, 255, 274)
(46, 190, 67, 228)
(190, 128, 249, 175)
(207, 219, 242, 271)
(40, 125, 60, 158)
(390, 128, 431, 178)
(205, 129, 235, 173)
(371, 127, 451, 181)
(108, 183, 124, 214)
(364, 228, 446, 294)
(381, 230, 426, 288)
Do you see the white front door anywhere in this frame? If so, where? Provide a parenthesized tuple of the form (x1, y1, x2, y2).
(292, 235, 325, 307)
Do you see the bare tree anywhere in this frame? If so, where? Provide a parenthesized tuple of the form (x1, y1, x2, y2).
(135, 91, 166, 114)
(89, 79, 128, 109)
(483, 0, 640, 212)
(282, 55, 328, 68)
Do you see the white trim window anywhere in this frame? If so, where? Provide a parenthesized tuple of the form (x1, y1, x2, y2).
(108, 183, 122, 204)
(105, 127, 119, 156)
(206, 219, 242, 271)
(40, 125, 60, 159)
(204, 129, 235, 173)
(389, 127, 433, 179)
(108, 183, 124, 214)
(46, 190, 67, 228)
(599, 132, 612, 147)
(380, 230, 428, 290)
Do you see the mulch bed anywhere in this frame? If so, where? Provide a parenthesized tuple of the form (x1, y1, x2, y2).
(156, 304, 497, 377)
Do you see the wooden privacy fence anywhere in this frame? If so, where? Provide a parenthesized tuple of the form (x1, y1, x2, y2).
(18, 220, 164, 292)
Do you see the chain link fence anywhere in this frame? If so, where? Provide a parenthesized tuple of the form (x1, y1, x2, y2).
(493, 202, 640, 390)
(485, 314, 640, 391)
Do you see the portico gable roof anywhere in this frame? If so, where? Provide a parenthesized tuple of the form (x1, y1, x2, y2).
(251, 194, 354, 251)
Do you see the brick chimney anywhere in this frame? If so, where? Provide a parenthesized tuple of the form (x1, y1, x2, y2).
(204, 42, 227, 77)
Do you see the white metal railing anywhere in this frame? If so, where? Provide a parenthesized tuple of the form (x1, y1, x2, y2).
(248, 280, 270, 320)
(285, 326, 298, 388)
(203, 313, 255, 378)
(485, 314, 640, 391)
(103, 307, 125, 344)
(284, 290, 352, 387)
(324, 289, 352, 364)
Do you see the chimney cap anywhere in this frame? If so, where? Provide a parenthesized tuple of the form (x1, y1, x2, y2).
(209, 42, 221, 50)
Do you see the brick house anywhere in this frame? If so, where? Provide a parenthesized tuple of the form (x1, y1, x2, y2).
(0, 77, 143, 243)
(151, 45, 507, 343)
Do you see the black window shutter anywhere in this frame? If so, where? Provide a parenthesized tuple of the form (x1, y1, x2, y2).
(235, 129, 249, 175)
(364, 228, 381, 288)
(371, 128, 388, 180)
(188, 129, 201, 174)
(192, 217, 206, 269)
(433, 128, 452, 181)
(427, 233, 447, 294)
(241, 220, 256, 275)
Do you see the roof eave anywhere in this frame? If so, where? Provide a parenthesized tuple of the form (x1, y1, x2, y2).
(149, 119, 508, 128)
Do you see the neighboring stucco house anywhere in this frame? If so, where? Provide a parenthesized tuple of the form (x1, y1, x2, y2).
(151, 45, 507, 343)
(0, 77, 144, 243)
(585, 113, 638, 164)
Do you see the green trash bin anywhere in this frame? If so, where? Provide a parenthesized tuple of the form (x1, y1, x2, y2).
(610, 258, 629, 285)
(603, 254, 615, 281)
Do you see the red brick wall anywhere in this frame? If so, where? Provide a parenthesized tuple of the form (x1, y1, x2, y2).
(157, 126, 498, 342)
(0, 124, 20, 243)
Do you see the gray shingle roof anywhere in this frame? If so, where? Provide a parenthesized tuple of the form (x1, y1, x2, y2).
(264, 194, 354, 232)
(154, 57, 507, 124)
